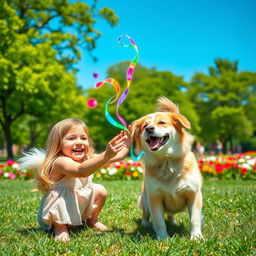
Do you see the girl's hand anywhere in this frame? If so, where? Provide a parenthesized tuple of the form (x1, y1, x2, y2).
(105, 133, 127, 159)
(120, 125, 133, 149)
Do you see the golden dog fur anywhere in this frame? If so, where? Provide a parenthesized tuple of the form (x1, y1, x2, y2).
(132, 97, 203, 240)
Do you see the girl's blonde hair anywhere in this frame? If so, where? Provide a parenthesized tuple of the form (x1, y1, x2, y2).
(37, 118, 94, 192)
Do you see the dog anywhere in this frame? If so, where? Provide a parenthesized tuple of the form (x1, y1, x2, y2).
(132, 97, 203, 240)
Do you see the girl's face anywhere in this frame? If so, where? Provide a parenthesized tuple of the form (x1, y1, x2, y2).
(61, 125, 89, 162)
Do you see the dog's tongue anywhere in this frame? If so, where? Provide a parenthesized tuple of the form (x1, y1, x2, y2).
(149, 137, 161, 149)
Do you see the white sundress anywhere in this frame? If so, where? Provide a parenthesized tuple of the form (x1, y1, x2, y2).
(37, 175, 95, 230)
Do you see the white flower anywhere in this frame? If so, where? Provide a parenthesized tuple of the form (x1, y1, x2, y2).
(238, 158, 245, 163)
(128, 160, 133, 164)
(247, 159, 256, 166)
(209, 156, 216, 161)
(12, 163, 20, 170)
(131, 167, 135, 171)
(108, 168, 117, 175)
(137, 167, 144, 173)
(241, 163, 250, 169)
(100, 168, 107, 174)
(4, 173, 9, 178)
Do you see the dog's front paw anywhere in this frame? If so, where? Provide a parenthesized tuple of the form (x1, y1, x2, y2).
(156, 229, 168, 239)
(190, 232, 204, 241)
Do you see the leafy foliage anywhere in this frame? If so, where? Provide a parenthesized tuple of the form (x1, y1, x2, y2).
(189, 59, 256, 150)
(0, 0, 119, 157)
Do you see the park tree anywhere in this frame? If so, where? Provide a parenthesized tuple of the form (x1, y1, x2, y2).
(189, 59, 256, 152)
(0, 0, 119, 158)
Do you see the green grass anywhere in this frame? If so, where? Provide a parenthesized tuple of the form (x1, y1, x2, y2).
(0, 180, 255, 256)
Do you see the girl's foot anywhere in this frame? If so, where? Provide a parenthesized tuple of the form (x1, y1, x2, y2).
(54, 225, 70, 242)
(87, 219, 109, 232)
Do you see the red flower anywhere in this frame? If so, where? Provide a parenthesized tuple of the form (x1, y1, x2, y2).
(215, 163, 224, 174)
(241, 168, 247, 175)
(125, 172, 131, 176)
(6, 160, 16, 166)
(0, 164, 5, 168)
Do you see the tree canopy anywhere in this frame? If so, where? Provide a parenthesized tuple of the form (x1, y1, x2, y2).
(0, 0, 119, 158)
(189, 59, 256, 151)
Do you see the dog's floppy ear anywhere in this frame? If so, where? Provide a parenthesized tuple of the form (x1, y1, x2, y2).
(172, 113, 191, 130)
(131, 118, 144, 151)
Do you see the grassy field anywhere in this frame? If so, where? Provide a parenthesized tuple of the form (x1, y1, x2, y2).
(0, 179, 255, 256)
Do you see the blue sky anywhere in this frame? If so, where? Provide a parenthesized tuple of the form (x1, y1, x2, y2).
(77, 0, 256, 89)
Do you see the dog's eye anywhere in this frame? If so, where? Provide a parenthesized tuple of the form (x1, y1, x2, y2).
(143, 124, 148, 128)
(158, 121, 166, 125)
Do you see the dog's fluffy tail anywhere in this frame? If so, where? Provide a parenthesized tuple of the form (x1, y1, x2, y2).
(19, 148, 46, 170)
(157, 96, 180, 113)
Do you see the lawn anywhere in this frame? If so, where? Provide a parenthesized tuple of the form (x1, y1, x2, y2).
(0, 179, 255, 255)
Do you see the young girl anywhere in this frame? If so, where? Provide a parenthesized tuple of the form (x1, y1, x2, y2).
(19, 118, 132, 242)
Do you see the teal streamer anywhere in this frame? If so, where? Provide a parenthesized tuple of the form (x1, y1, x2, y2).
(130, 143, 145, 161)
(105, 96, 130, 134)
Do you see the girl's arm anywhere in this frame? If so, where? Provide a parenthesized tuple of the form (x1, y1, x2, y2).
(54, 133, 127, 178)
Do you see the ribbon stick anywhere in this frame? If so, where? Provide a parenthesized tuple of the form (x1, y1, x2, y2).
(105, 96, 130, 133)
(96, 78, 121, 103)
(95, 78, 129, 133)
(115, 35, 139, 127)
(95, 34, 144, 160)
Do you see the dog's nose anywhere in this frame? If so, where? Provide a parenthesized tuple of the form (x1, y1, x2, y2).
(145, 125, 155, 133)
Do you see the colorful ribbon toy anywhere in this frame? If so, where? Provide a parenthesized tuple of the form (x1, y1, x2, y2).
(96, 35, 144, 160)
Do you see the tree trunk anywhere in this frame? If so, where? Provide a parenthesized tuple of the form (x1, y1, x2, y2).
(3, 121, 14, 159)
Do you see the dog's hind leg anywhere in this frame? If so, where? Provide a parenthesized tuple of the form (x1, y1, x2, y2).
(139, 192, 150, 227)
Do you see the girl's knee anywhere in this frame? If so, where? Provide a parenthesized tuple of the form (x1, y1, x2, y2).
(94, 184, 107, 198)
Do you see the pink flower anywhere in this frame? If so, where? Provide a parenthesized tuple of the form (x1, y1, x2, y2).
(9, 173, 16, 180)
(0, 170, 3, 175)
(6, 160, 15, 166)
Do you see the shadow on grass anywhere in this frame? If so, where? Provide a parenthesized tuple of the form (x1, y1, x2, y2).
(17, 218, 188, 241)
(109, 218, 188, 241)
(17, 226, 51, 239)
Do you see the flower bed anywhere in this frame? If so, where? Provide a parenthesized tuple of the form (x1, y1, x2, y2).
(199, 154, 256, 180)
(94, 160, 144, 180)
(0, 153, 255, 181)
(0, 160, 35, 180)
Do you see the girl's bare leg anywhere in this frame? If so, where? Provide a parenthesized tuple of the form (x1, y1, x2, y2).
(87, 184, 108, 231)
(53, 222, 70, 242)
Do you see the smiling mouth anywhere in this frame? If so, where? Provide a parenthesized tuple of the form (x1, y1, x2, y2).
(146, 135, 170, 151)
(72, 149, 84, 154)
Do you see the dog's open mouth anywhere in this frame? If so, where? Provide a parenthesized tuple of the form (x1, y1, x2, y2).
(146, 135, 170, 151)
